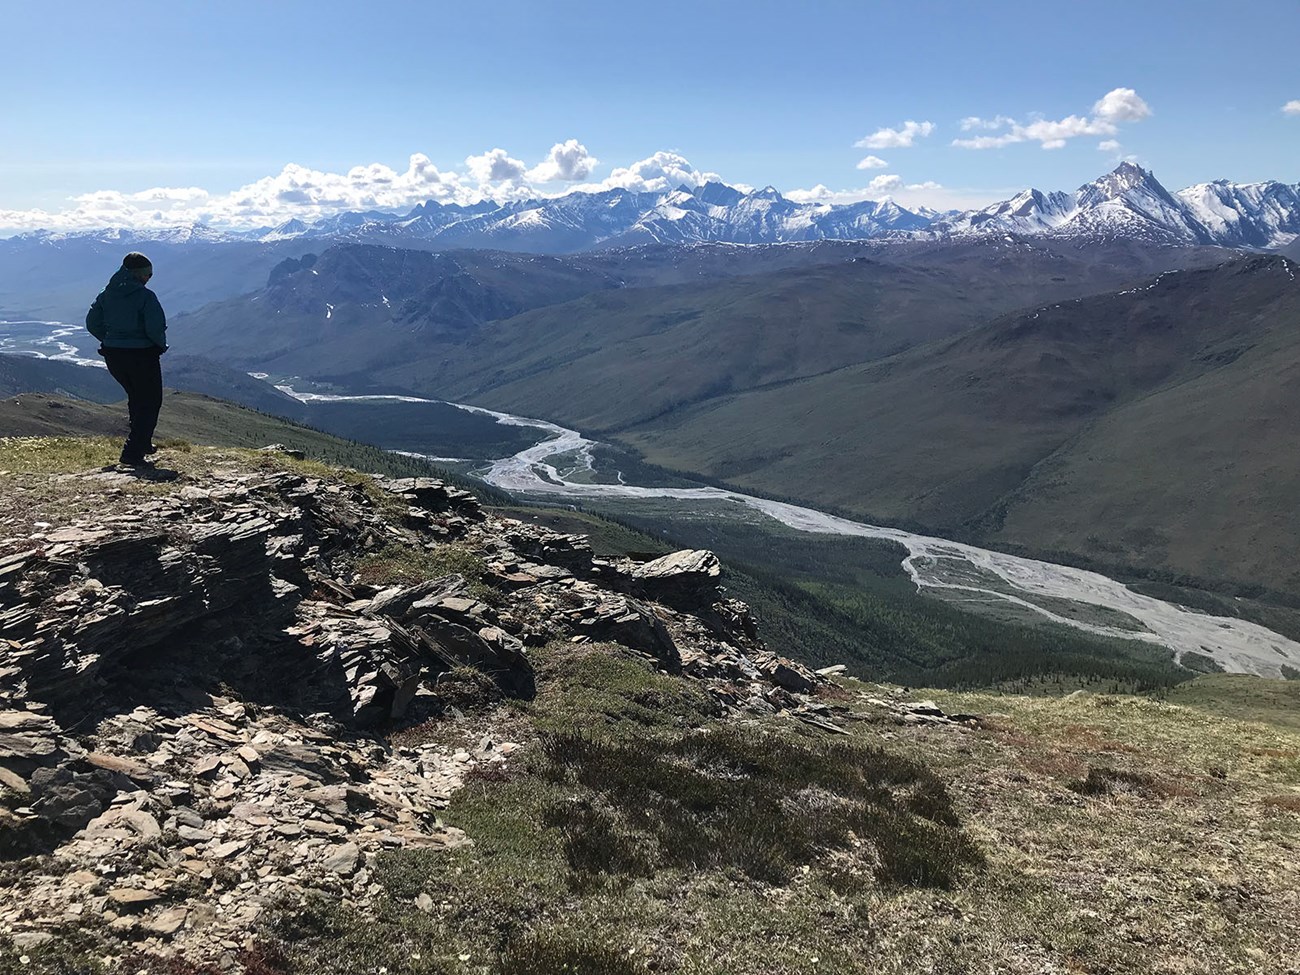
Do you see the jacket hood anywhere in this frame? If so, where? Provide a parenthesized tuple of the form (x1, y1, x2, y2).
(108, 267, 147, 292)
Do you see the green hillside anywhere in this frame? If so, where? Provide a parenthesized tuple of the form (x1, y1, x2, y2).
(613, 256, 1300, 593)
(360, 242, 1226, 431)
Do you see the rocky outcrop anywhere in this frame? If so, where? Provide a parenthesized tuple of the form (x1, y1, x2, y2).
(0, 457, 828, 959)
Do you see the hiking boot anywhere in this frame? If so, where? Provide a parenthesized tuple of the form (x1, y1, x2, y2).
(118, 453, 154, 468)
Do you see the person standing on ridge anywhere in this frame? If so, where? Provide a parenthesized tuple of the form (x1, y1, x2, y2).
(85, 252, 167, 466)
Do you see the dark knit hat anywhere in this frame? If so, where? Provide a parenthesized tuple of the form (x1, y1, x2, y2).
(122, 252, 153, 271)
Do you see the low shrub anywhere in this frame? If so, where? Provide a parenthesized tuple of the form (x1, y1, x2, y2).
(539, 726, 983, 889)
(496, 932, 644, 975)
(1068, 765, 1168, 799)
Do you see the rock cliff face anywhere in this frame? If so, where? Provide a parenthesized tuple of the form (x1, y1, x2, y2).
(0, 455, 823, 961)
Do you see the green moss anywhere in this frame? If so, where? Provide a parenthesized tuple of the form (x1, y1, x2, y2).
(523, 643, 718, 735)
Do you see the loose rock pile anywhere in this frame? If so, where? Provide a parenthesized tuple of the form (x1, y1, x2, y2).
(0, 459, 829, 964)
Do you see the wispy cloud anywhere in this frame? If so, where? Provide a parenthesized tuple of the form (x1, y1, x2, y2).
(1284, 100, 1300, 115)
(953, 88, 1151, 151)
(785, 178, 999, 212)
(960, 115, 1015, 131)
(855, 120, 935, 149)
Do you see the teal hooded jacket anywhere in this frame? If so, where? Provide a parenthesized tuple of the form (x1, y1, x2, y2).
(85, 267, 167, 351)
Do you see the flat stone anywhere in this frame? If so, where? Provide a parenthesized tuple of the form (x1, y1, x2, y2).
(303, 820, 346, 836)
(631, 549, 720, 581)
(209, 839, 247, 859)
(119, 809, 162, 841)
(107, 888, 163, 910)
(0, 765, 30, 795)
(224, 757, 252, 780)
(85, 752, 156, 782)
(46, 526, 111, 544)
(142, 906, 188, 936)
(11, 931, 55, 950)
(323, 842, 360, 875)
(191, 755, 222, 777)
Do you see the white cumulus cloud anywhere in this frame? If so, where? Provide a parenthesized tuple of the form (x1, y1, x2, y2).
(0, 145, 747, 233)
(855, 120, 935, 149)
(1092, 87, 1152, 123)
(526, 139, 599, 182)
(952, 88, 1151, 151)
(465, 148, 529, 185)
(867, 174, 905, 193)
(0, 153, 478, 233)
(855, 155, 888, 170)
(1284, 100, 1300, 115)
(1098, 139, 1121, 152)
(578, 150, 722, 193)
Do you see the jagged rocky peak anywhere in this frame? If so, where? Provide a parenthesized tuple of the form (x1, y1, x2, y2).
(693, 180, 746, 207)
(266, 251, 319, 286)
(1007, 187, 1070, 216)
(1076, 161, 1174, 207)
(263, 217, 310, 239)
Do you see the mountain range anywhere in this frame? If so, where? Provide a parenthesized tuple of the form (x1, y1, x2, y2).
(6, 164, 1299, 260)
(3, 163, 1293, 323)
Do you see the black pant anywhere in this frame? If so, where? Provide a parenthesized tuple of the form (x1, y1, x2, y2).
(101, 348, 163, 460)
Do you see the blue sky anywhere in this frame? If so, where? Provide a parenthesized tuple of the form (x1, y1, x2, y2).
(2, 0, 1297, 231)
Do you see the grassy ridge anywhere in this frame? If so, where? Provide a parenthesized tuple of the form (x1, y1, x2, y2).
(0, 394, 512, 503)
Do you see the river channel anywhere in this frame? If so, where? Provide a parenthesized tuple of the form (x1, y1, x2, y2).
(276, 386, 1300, 680)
